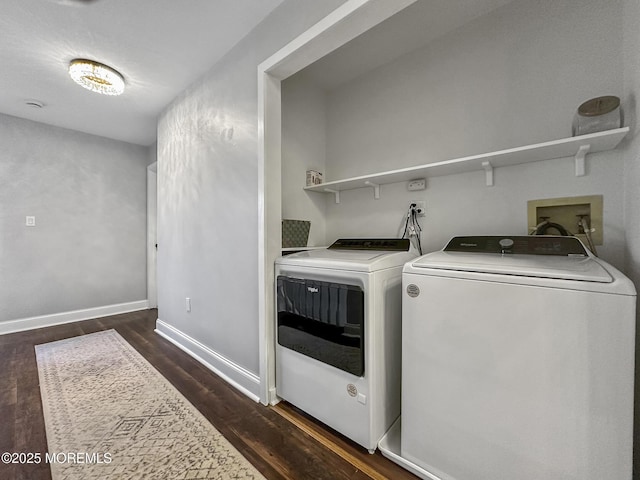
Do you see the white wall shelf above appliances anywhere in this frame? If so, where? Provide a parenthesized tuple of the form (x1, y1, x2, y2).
(304, 127, 629, 202)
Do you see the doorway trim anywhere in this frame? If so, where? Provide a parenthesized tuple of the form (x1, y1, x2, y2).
(257, 0, 416, 405)
(147, 162, 158, 309)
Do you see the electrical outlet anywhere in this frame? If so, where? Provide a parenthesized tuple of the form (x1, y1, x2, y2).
(411, 201, 426, 217)
(185, 297, 191, 313)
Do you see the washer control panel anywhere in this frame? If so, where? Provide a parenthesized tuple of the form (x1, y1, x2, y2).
(444, 236, 588, 256)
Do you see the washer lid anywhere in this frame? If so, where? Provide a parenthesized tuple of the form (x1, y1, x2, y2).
(410, 251, 613, 283)
(277, 248, 416, 272)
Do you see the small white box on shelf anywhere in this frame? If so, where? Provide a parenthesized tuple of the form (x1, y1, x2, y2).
(306, 170, 323, 186)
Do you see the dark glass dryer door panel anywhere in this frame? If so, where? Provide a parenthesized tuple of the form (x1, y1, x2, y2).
(277, 276, 364, 376)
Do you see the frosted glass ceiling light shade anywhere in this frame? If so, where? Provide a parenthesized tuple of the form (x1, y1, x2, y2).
(68, 59, 125, 96)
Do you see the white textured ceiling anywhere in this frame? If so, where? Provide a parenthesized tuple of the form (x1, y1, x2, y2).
(0, 0, 285, 146)
(300, 0, 515, 90)
(0, 0, 514, 147)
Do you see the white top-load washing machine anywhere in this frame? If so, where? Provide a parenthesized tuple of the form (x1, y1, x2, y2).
(398, 236, 636, 480)
(275, 238, 416, 452)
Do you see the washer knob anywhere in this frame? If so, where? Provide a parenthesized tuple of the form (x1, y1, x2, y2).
(499, 238, 514, 253)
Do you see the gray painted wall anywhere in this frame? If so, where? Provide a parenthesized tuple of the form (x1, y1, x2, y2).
(156, 0, 347, 378)
(622, 0, 640, 473)
(0, 113, 149, 322)
(282, 72, 327, 247)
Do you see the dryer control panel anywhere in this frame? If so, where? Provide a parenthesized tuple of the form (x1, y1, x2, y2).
(328, 238, 410, 251)
(444, 236, 588, 256)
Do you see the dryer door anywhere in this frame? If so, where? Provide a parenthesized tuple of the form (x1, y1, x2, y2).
(277, 276, 364, 376)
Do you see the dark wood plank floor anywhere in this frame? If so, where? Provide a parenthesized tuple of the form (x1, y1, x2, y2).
(0, 309, 417, 480)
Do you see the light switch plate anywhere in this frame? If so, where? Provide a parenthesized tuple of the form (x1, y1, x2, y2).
(25, 216, 36, 227)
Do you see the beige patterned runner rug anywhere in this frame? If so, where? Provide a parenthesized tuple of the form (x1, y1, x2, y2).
(35, 329, 265, 480)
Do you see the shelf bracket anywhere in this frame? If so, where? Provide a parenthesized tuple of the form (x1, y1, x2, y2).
(574, 144, 591, 177)
(482, 161, 494, 187)
(364, 181, 380, 199)
(324, 188, 340, 204)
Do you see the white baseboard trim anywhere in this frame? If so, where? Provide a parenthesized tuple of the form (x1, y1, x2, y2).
(155, 319, 261, 403)
(269, 388, 280, 406)
(0, 300, 150, 335)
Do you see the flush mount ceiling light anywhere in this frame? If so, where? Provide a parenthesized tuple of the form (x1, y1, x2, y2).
(68, 59, 125, 96)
